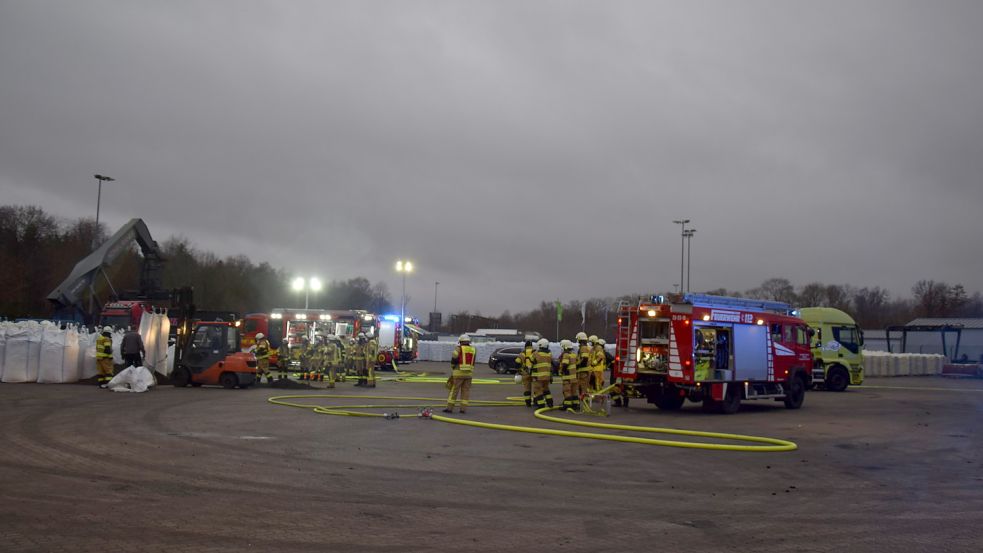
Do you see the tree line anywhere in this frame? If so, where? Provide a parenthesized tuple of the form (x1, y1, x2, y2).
(3, 205, 980, 336)
(0, 205, 392, 319)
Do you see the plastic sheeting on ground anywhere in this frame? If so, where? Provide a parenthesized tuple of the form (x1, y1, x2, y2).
(107, 366, 155, 392)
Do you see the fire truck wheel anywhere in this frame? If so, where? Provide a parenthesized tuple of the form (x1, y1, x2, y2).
(825, 366, 849, 392)
(783, 374, 806, 409)
(720, 385, 742, 415)
(650, 387, 685, 411)
(220, 372, 238, 389)
(172, 367, 191, 387)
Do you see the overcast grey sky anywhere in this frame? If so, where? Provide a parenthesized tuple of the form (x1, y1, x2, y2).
(2, 1, 982, 316)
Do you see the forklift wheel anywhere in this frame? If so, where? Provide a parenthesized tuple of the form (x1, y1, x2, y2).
(172, 367, 191, 387)
(220, 372, 238, 389)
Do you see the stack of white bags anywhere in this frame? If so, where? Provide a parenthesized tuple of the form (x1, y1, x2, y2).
(0, 311, 171, 385)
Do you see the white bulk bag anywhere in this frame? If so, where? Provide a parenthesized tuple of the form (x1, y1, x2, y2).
(25, 322, 43, 382)
(2, 324, 31, 383)
(0, 324, 7, 381)
(112, 331, 124, 365)
(62, 328, 80, 382)
(77, 331, 98, 380)
(37, 325, 67, 383)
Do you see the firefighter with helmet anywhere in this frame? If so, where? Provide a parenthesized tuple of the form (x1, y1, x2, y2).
(324, 335, 340, 387)
(95, 326, 114, 388)
(531, 338, 554, 408)
(354, 333, 375, 387)
(307, 333, 327, 382)
(575, 332, 592, 399)
(445, 334, 476, 413)
(516, 340, 535, 406)
(254, 332, 273, 384)
(590, 335, 606, 392)
(558, 340, 580, 411)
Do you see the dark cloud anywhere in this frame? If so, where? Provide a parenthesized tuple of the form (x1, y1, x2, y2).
(2, 1, 981, 317)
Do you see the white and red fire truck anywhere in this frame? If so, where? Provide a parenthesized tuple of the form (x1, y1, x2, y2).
(614, 294, 814, 414)
(241, 309, 378, 367)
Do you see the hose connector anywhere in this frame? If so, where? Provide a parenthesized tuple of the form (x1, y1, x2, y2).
(419, 407, 433, 419)
(383, 412, 400, 420)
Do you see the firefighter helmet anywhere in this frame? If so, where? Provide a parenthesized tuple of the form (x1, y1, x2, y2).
(588, 334, 598, 343)
(537, 338, 550, 349)
(102, 326, 113, 333)
(560, 339, 573, 350)
(598, 339, 606, 346)
(256, 332, 265, 339)
(458, 334, 471, 343)
(575, 331, 588, 342)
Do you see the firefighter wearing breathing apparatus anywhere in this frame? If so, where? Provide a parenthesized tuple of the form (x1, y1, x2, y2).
(558, 339, 580, 411)
(515, 340, 535, 406)
(531, 338, 555, 409)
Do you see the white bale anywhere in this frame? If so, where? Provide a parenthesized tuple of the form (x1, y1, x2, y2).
(898, 356, 910, 376)
(112, 331, 124, 365)
(165, 343, 175, 375)
(26, 322, 43, 382)
(62, 328, 80, 382)
(2, 324, 31, 383)
(0, 323, 7, 381)
(37, 325, 67, 383)
(77, 331, 98, 379)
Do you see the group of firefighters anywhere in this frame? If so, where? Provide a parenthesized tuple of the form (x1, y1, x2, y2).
(247, 330, 609, 414)
(252, 332, 380, 388)
(516, 331, 608, 410)
(442, 331, 609, 414)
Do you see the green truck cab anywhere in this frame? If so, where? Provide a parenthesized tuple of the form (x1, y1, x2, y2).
(797, 307, 864, 391)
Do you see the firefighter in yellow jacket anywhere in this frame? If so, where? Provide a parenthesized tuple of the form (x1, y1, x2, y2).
(558, 340, 580, 410)
(590, 337, 607, 392)
(254, 332, 273, 384)
(95, 326, 114, 388)
(531, 338, 554, 409)
(445, 334, 476, 413)
(575, 331, 592, 399)
(324, 335, 340, 387)
(516, 340, 535, 407)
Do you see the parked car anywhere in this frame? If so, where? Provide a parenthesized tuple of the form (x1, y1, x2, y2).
(488, 346, 523, 374)
(489, 346, 576, 374)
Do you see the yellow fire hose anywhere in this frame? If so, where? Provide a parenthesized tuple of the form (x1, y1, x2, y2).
(267, 393, 798, 452)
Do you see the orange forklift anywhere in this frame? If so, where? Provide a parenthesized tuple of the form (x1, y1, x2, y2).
(172, 321, 257, 389)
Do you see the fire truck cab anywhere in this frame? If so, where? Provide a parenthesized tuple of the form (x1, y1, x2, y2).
(615, 294, 813, 414)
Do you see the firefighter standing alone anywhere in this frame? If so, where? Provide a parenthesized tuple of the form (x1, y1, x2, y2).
(254, 332, 273, 384)
(445, 334, 476, 413)
(95, 326, 114, 388)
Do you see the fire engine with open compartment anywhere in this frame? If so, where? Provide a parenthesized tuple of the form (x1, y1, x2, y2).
(614, 294, 813, 414)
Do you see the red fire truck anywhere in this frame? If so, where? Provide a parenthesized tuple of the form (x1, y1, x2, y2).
(615, 294, 813, 414)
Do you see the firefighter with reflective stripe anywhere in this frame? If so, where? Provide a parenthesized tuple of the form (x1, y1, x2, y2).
(324, 335, 340, 387)
(95, 326, 114, 388)
(516, 340, 535, 407)
(590, 337, 607, 392)
(367, 336, 380, 373)
(344, 338, 356, 377)
(575, 331, 592, 400)
(254, 333, 273, 384)
(558, 340, 580, 410)
(531, 338, 554, 409)
(306, 334, 326, 382)
(353, 334, 375, 387)
(298, 337, 314, 380)
(445, 335, 476, 413)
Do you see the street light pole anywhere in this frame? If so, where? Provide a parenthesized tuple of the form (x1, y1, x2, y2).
(434, 281, 439, 313)
(673, 219, 690, 295)
(684, 229, 696, 293)
(93, 174, 114, 238)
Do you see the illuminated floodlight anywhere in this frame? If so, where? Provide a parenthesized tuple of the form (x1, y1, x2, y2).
(292, 277, 305, 291)
(309, 277, 322, 292)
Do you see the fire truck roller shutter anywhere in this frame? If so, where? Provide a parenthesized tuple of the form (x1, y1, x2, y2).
(733, 324, 769, 381)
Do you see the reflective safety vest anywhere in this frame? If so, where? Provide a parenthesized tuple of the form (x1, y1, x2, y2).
(577, 344, 592, 372)
(532, 350, 553, 378)
(325, 342, 340, 364)
(96, 335, 113, 359)
(452, 344, 476, 377)
(255, 339, 271, 360)
(559, 351, 578, 380)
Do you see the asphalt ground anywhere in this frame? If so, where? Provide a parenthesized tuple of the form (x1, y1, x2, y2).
(1, 362, 981, 552)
